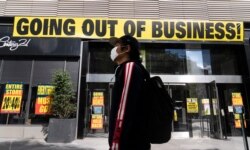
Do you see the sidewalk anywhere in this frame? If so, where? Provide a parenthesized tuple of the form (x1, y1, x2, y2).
(0, 137, 249, 150)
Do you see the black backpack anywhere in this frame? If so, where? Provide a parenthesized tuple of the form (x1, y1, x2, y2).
(144, 76, 174, 144)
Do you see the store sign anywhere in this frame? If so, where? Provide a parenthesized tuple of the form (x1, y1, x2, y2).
(174, 110, 178, 122)
(202, 98, 210, 115)
(235, 120, 247, 128)
(91, 114, 103, 129)
(232, 92, 243, 106)
(234, 114, 247, 128)
(91, 91, 104, 129)
(232, 93, 245, 128)
(0, 83, 23, 114)
(13, 17, 244, 42)
(187, 98, 199, 113)
(35, 85, 54, 115)
(92, 92, 104, 106)
(0, 26, 81, 56)
(0, 36, 31, 51)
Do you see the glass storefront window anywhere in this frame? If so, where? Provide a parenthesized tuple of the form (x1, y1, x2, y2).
(89, 42, 115, 74)
(84, 83, 110, 136)
(0, 84, 29, 125)
(145, 43, 186, 74)
(0, 59, 79, 125)
(0, 60, 32, 124)
(186, 50, 205, 75)
(167, 84, 188, 132)
(144, 43, 243, 75)
(203, 44, 242, 75)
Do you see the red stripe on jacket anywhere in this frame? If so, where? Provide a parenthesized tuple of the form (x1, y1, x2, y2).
(111, 62, 135, 150)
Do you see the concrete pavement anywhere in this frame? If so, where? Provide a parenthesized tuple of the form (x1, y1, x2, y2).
(0, 137, 249, 150)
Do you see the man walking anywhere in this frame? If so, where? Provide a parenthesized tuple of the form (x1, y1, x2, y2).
(109, 35, 150, 150)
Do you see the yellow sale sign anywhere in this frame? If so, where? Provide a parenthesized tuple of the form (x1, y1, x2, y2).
(92, 92, 104, 106)
(235, 120, 247, 128)
(35, 85, 54, 115)
(187, 98, 199, 113)
(91, 115, 103, 129)
(37, 85, 54, 95)
(232, 92, 243, 106)
(1, 83, 23, 114)
(0, 95, 22, 113)
(35, 96, 52, 115)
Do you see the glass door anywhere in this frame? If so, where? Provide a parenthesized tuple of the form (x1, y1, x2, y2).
(84, 83, 110, 137)
(167, 84, 188, 132)
(207, 81, 223, 139)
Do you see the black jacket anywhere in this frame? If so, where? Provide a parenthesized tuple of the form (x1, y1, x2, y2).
(109, 61, 150, 150)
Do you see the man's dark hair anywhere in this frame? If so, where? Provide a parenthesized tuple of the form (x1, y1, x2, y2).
(110, 35, 140, 61)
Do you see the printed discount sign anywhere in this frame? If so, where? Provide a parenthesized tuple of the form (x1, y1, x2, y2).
(0, 83, 23, 114)
(232, 92, 243, 106)
(92, 92, 104, 106)
(91, 114, 103, 129)
(187, 98, 199, 113)
(35, 85, 54, 115)
(91, 91, 104, 129)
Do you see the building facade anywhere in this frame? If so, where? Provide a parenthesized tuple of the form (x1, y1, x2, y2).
(0, 0, 250, 140)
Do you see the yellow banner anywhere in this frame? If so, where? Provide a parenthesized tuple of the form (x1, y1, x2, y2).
(0, 95, 22, 113)
(13, 17, 244, 42)
(187, 98, 199, 113)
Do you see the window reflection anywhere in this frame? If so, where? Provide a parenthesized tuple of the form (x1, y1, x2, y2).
(206, 45, 241, 75)
(145, 43, 186, 74)
(185, 46, 212, 75)
(144, 43, 242, 75)
(88, 42, 242, 75)
(89, 42, 114, 74)
(186, 50, 204, 75)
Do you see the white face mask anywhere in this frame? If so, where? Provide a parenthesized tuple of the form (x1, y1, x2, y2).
(110, 46, 118, 61)
(110, 46, 128, 62)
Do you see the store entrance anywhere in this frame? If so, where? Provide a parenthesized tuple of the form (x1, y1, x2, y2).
(84, 82, 225, 139)
(167, 84, 188, 133)
(166, 82, 224, 139)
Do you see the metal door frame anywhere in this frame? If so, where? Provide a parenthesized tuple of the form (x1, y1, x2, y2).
(208, 81, 224, 139)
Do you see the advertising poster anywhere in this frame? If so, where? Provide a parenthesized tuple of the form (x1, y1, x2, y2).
(235, 119, 247, 128)
(174, 110, 178, 122)
(212, 99, 218, 115)
(0, 83, 23, 114)
(35, 85, 54, 115)
(91, 91, 104, 129)
(91, 114, 103, 129)
(187, 98, 198, 113)
(92, 92, 104, 106)
(232, 92, 243, 106)
(202, 99, 210, 115)
(92, 106, 103, 114)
